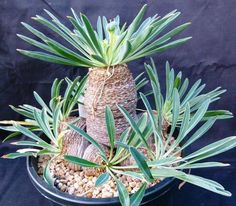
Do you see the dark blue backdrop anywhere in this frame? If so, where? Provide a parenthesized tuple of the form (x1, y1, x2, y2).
(0, 0, 236, 205)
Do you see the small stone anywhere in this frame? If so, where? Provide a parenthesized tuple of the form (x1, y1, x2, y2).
(74, 183, 79, 189)
(93, 189, 100, 195)
(61, 185, 67, 192)
(127, 186, 132, 193)
(38, 168, 43, 174)
(104, 184, 111, 191)
(68, 187, 75, 195)
(97, 193, 102, 198)
(109, 181, 115, 188)
(129, 182, 136, 188)
(58, 183, 63, 189)
(92, 177, 97, 183)
(79, 171, 84, 177)
(102, 191, 113, 198)
(126, 176, 132, 182)
(87, 181, 94, 187)
(87, 192, 93, 198)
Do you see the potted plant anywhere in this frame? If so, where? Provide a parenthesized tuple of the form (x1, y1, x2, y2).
(1, 4, 236, 206)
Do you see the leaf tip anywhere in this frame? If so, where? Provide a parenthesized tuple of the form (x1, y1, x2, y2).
(1, 155, 8, 159)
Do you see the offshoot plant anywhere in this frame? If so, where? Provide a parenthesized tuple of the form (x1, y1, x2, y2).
(0, 76, 87, 157)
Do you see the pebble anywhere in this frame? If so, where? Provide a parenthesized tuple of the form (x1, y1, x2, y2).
(74, 183, 79, 189)
(68, 187, 75, 195)
(86, 192, 93, 198)
(129, 182, 136, 188)
(102, 191, 113, 198)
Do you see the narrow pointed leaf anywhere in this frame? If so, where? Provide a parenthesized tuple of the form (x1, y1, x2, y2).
(64, 155, 102, 167)
(130, 147, 154, 182)
(95, 172, 110, 187)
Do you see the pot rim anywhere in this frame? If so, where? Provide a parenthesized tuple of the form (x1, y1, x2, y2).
(27, 156, 176, 205)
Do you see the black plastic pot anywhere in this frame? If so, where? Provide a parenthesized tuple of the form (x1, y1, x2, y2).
(27, 156, 179, 206)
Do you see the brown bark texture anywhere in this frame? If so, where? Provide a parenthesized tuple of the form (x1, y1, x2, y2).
(84, 64, 137, 146)
(59, 117, 89, 171)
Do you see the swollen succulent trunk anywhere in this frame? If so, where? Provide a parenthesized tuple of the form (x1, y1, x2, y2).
(59, 117, 89, 171)
(84, 64, 137, 146)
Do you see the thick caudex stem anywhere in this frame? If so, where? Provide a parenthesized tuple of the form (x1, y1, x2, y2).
(84, 64, 137, 146)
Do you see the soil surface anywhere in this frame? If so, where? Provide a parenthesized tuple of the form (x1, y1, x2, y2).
(37, 155, 161, 198)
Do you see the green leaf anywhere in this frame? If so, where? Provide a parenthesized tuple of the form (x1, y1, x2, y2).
(0, 124, 20, 132)
(95, 172, 110, 187)
(52, 101, 62, 139)
(2, 132, 21, 142)
(130, 147, 154, 182)
(33, 109, 56, 144)
(127, 112, 148, 146)
(97, 16, 103, 40)
(116, 179, 130, 206)
(126, 4, 147, 39)
(80, 14, 103, 56)
(68, 16, 98, 55)
(178, 173, 232, 197)
(33, 91, 52, 115)
(62, 76, 81, 115)
(17, 34, 54, 53)
(117, 105, 150, 150)
(131, 37, 192, 60)
(9, 105, 34, 119)
(13, 123, 42, 142)
(17, 49, 84, 67)
(120, 41, 132, 62)
(185, 99, 210, 135)
(105, 106, 116, 149)
(177, 162, 230, 169)
(43, 160, 55, 187)
(1, 152, 36, 159)
(139, 93, 163, 155)
(68, 124, 108, 162)
(64, 155, 102, 167)
(91, 54, 106, 64)
(142, 22, 191, 54)
(179, 78, 189, 99)
(181, 79, 202, 106)
(151, 168, 231, 196)
(203, 110, 233, 120)
(11, 140, 40, 147)
(102, 16, 109, 40)
(34, 13, 92, 59)
(130, 182, 147, 206)
(65, 75, 88, 116)
(165, 89, 180, 146)
(183, 136, 236, 164)
(180, 117, 217, 151)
